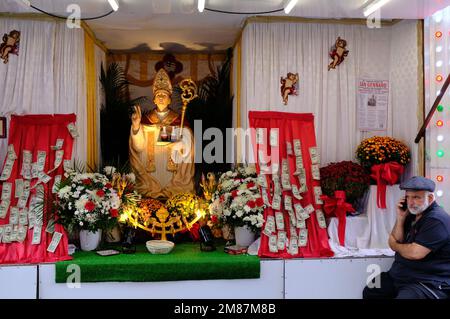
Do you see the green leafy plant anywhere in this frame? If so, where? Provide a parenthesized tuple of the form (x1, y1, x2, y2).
(100, 63, 148, 167)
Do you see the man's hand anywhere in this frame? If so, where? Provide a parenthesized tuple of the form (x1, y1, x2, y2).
(396, 197, 409, 221)
(131, 105, 141, 132)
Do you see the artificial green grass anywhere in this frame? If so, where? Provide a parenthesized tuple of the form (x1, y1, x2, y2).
(55, 243, 260, 283)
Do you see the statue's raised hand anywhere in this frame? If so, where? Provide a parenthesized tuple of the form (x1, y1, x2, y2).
(131, 105, 142, 132)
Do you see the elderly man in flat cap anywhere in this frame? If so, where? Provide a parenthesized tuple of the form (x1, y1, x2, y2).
(363, 176, 450, 299)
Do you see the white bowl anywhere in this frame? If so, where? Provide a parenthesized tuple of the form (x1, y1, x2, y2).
(146, 240, 175, 254)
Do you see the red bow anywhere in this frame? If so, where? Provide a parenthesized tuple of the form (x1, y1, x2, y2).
(370, 162, 404, 209)
(321, 191, 354, 246)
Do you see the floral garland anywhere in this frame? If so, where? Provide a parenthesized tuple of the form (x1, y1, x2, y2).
(210, 165, 265, 233)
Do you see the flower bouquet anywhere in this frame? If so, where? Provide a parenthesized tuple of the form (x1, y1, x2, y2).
(210, 164, 265, 233)
(55, 170, 121, 233)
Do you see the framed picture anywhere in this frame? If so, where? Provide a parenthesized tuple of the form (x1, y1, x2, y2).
(0, 117, 6, 139)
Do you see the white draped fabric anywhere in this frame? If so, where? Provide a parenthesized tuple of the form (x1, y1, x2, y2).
(0, 18, 87, 166)
(327, 185, 403, 257)
(235, 20, 420, 177)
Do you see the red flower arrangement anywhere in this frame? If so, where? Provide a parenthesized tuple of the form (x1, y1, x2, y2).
(320, 161, 370, 205)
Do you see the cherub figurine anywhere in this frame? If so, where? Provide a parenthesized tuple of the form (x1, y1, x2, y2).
(280, 72, 299, 105)
(0, 30, 20, 64)
(328, 37, 349, 71)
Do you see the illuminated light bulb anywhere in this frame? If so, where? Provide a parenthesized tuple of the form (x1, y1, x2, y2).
(437, 175, 444, 182)
(436, 75, 443, 82)
(436, 190, 444, 197)
(437, 104, 444, 112)
(436, 60, 443, 67)
(434, 12, 443, 23)
(437, 149, 445, 157)
(437, 90, 441, 96)
(437, 134, 444, 142)
(437, 120, 444, 127)
(197, 0, 205, 12)
(436, 45, 443, 52)
(284, 0, 299, 14)
(436, 31, 443, 38)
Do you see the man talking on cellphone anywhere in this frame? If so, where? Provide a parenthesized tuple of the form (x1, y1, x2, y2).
(363, 176, 450, 299)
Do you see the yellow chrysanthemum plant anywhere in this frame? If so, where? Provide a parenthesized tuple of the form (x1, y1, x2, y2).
(356, 136, 411, 171)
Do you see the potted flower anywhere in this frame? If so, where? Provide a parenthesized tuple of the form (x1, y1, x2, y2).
(320, 161, 370, 208)
(55, 170, 121, 251)
(210, 165, 265, 247)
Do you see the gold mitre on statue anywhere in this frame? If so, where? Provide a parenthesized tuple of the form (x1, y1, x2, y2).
(153, 68, 173, 96)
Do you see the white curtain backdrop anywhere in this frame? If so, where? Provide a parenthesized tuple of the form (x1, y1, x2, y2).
(0, 18, 87, 166)
(235, 20, 420, 176)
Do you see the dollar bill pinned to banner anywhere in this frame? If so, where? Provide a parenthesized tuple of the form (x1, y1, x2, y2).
(17, 225, 28, 242)
(271, 163, 279, 175)
(293, 139, 302, 157)
(297, 218, 306, 229)
(47, 231, 63, 253)
(32, 225, 42, 245)
(275, 211, 285, 230)
(48, 150, 64, 174)
(19, 208, 28, 225)
(314, 186, 324, 205)
(45, 218, 56, 234)
(36, 151, 47, 172)
(1, 182, 12, 201)
(261, 189, 271, 208)
(17, 180, 30, 208)
(28, 208, 36, 230)
(269, 234, 278, 253)
(311, 164, 321, 180)
(0, 200, 10, 219)
(67, 122, 79, 138)
(7, 145, 17, 160)
(10, 225, 19, 242)
(9, 207, 19, 225)
(263, 215, 276, 237)
(304, 204, 315, 215)
(291, 184, 303, 200)
(316, 209, 327, 229)
(283, 195, 293, 212)
(289, 235, 299, 255)
(63, 160, 73, 173)
(0, 158, 14, 181)
(309, 146, 320, 165)
(51, 139, 64, 151)
(15, 179, 23, 198)
(299, 229, 308, 247)
(52, 175, 62, 193)
(277, 231, 287, 250)
(272, 194, 281, 210)
(3, 225, 12, 243)
(21, 150, 32, 180)
(257, 175, 268, 188)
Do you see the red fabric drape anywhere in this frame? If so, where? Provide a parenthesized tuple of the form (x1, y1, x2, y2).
(249, 111, 333, 258)
(370, 162, 404, 209)
(0, 114, 76, 264)
(321, 191, 354, 246)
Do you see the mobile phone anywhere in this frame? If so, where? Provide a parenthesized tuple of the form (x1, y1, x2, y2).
(401, 200, 407, 210)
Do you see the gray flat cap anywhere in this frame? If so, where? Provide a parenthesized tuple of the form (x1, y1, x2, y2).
(399, 176, 435, 192)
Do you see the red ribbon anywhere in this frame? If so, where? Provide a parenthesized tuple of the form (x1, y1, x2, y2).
(321, 191, 354, 246)
(370, 162, 404, 209)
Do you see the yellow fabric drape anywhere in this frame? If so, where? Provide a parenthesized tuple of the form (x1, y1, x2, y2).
(84, 32, 98, 170)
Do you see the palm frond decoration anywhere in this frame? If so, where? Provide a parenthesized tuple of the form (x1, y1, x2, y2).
(100, 63, 148, 167)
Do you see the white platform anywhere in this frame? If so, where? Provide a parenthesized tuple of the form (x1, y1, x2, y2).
(0, 265, 37, 299)
(285, 257, 394, 299)
(38, 260, 284, 299)
(0, 256, 395, 299)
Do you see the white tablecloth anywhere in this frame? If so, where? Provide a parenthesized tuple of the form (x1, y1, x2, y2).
(327, 185, 403, 257)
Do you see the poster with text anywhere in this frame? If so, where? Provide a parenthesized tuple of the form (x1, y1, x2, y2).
(357, 79, 389, 131)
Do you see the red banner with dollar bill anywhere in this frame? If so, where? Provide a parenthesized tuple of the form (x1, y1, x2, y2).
(0, 114, 76, 264)
(249, 111, 333, 258)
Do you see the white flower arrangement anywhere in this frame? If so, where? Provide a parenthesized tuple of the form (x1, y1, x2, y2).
(55, 171, 121, 232)
(210, 164, 265, 233)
